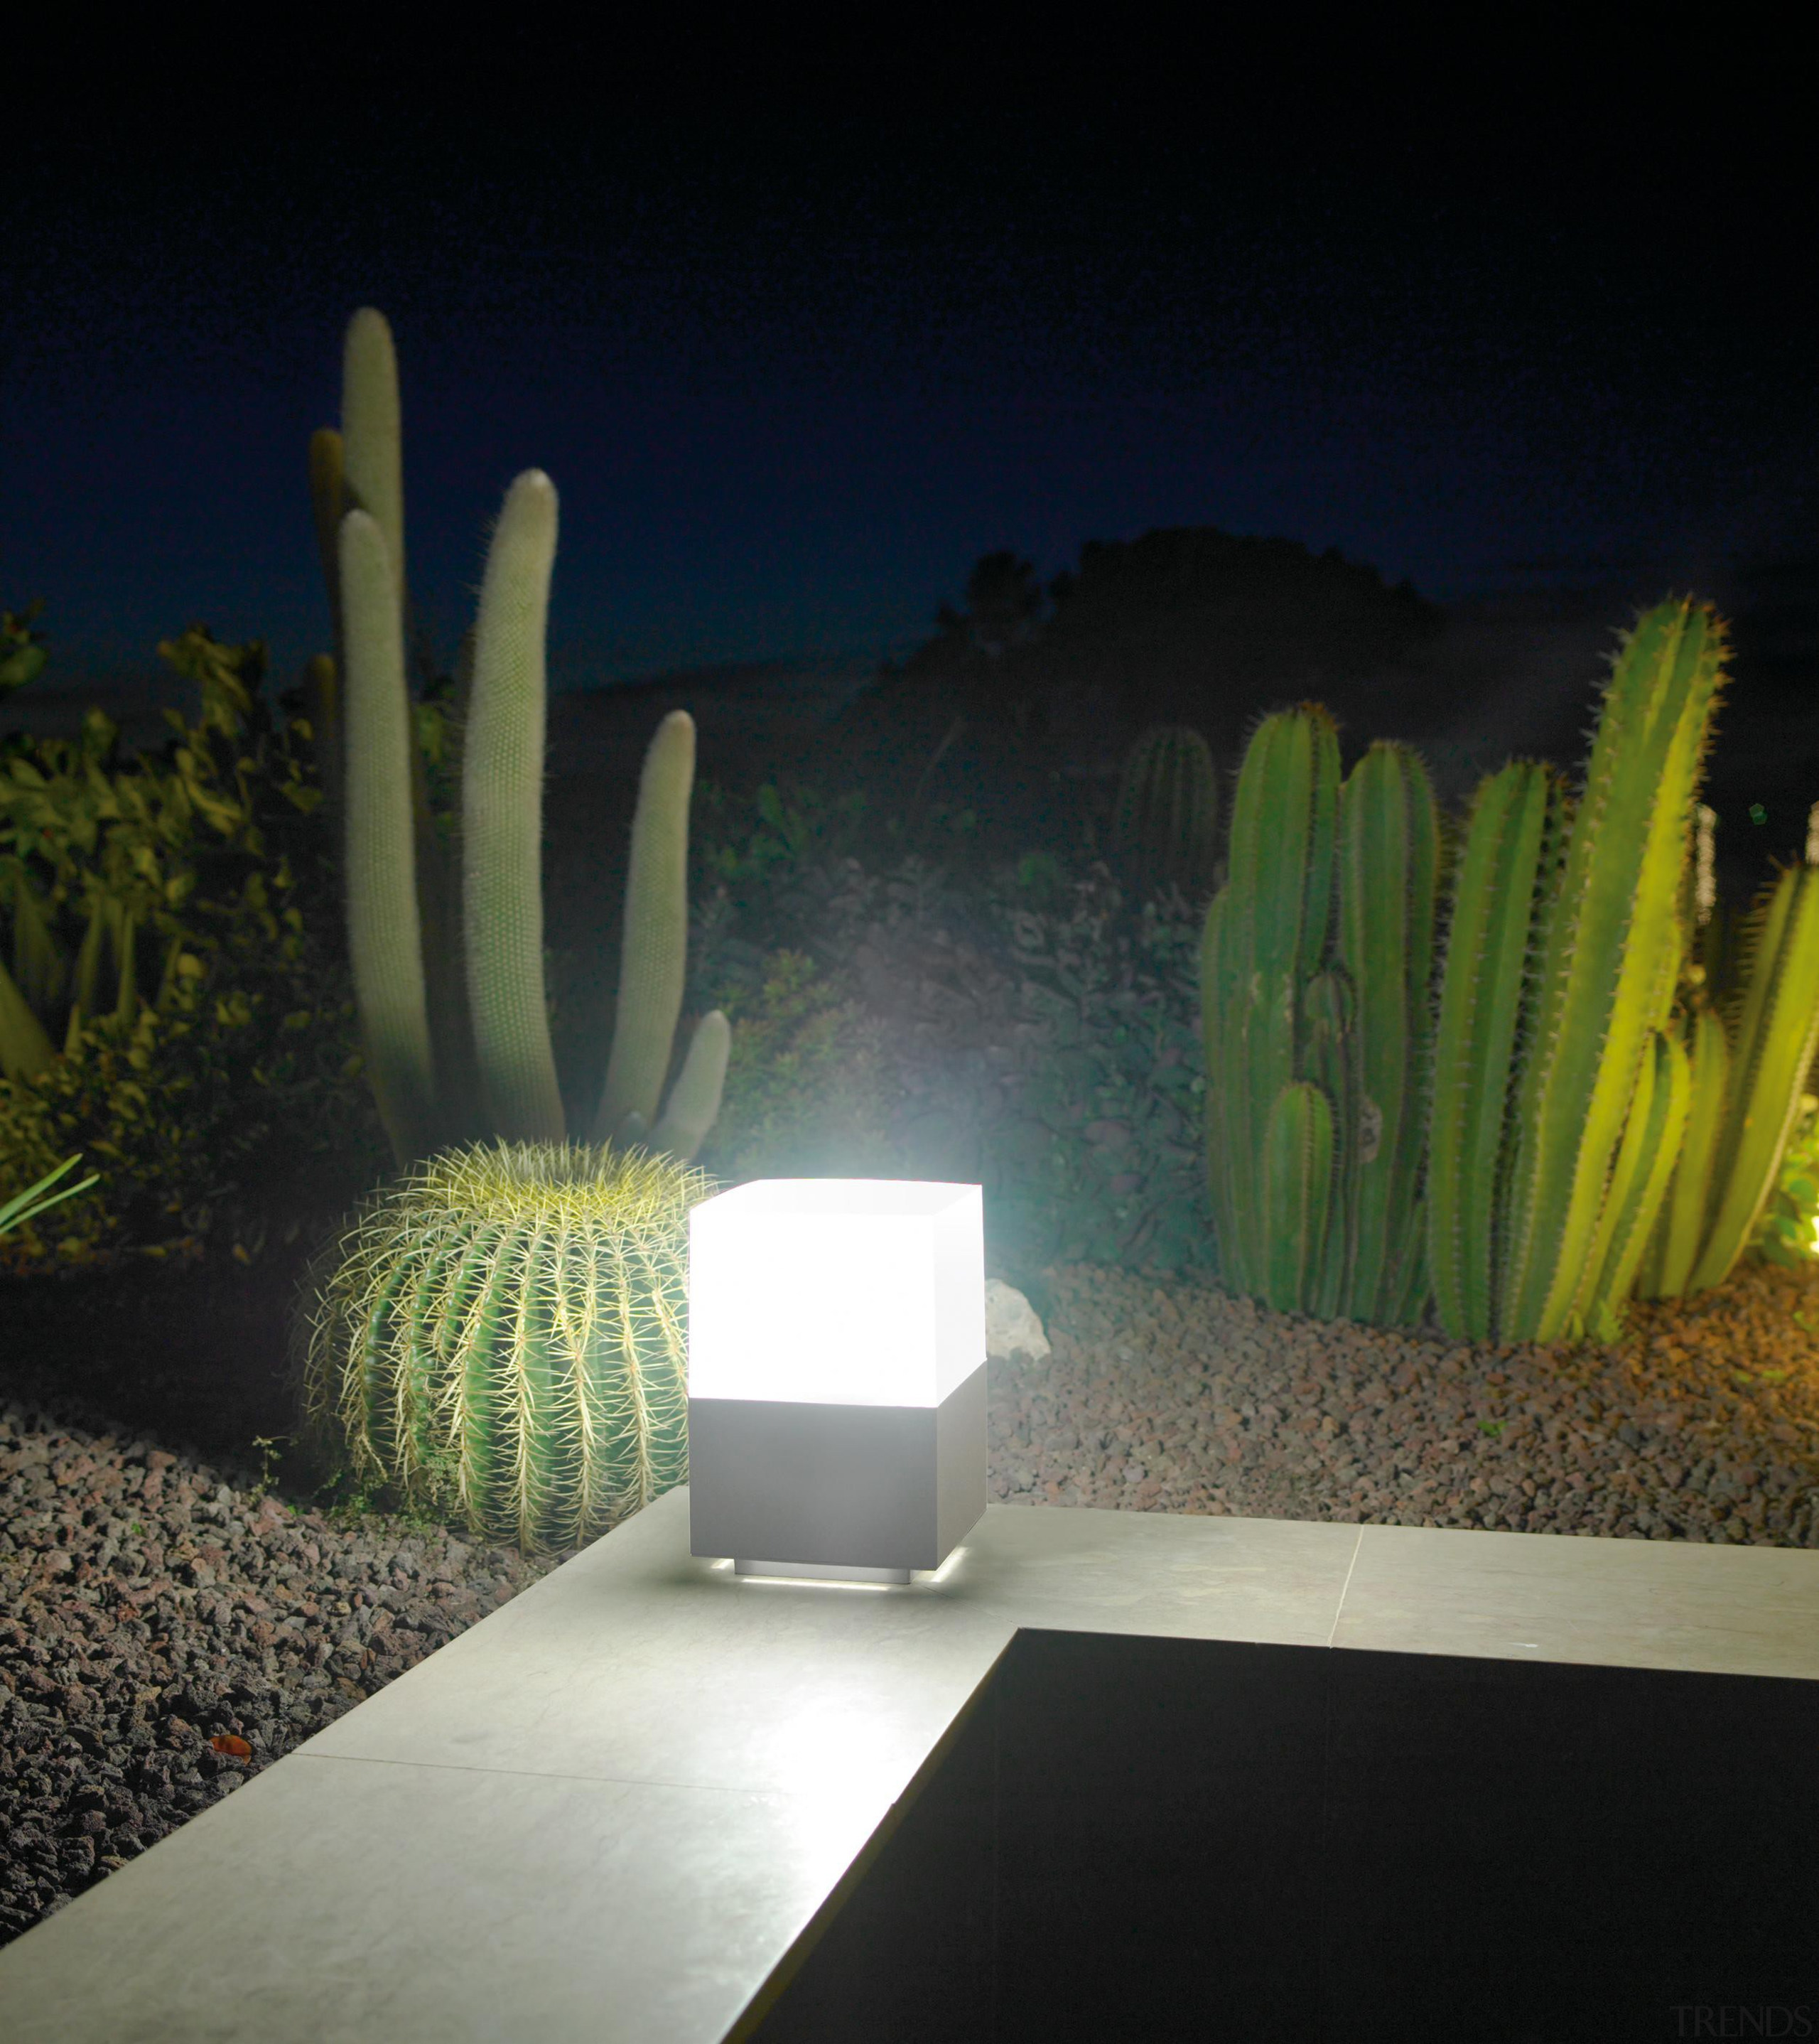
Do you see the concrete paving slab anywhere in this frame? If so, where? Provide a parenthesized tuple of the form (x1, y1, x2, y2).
(1337, 1519, 1819, 1677)
(0, 1752, 888, 2044)
(3, 1488, 1814, 2041)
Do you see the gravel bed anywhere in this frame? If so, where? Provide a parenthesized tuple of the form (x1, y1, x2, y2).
(6, 1254, 1819, 1948)
(987, 1259, 1819, 1543)
(0, 1404, 563, 1947)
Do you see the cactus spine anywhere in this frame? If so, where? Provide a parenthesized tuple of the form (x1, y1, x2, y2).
(309, 307, 728, 1166)
(1111, 724, 1221, 902)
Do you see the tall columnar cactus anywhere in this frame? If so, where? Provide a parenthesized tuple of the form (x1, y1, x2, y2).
(309, 306, 728, 1167)
(1200, 706, 1339, 1306)
(1575, 1026, 1692, 1341)
(1638, 859, 1819, 1298)
(1425, 599, 1727, 1343)
(1111, 724, 1221, 903)
(303, 1142, 710, 1552)
(1426, 761, 1561, 1340)
(1200, 711, 1442, 1323)
(1334, 741, 1439, 1324)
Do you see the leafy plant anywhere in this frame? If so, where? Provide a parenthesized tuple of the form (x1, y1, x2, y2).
(693, 950, 900, 1183)
(0, 620, 382, 1268)
(994, 864, 1211, 1275)
(0, 1153, 96, 1237)
(301, 1141, 709, 1552)
(0, 602, 48, 699)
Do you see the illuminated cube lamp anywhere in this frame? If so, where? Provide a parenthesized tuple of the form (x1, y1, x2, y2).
(687, 1180, 987, 1583)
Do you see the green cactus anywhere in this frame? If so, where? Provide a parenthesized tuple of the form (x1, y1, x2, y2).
(1425, 600, 1726, 1343)
(1690, 861, 1819, 1291)
(302, 1141, 711, 1552)
(1261, 1080, 1332, 1314)
(1426, 761, 1560, 1340)
(1636, 859, 1819, 1299)
(1502, 601, 1723, 1340)
(309, 306, 728, 1168)
(1334, 741, 1439, 1324)
(1201, 711, 1441, 1323)
(1199, 705, 1339, 1303)
(1637, 1006, 1730, 1298)
(1111, 724, 1221, 903)
(1575, 1026, 1692, 1341)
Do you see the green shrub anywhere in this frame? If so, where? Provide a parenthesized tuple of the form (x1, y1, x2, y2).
(986, 864, 1213, 1276)
(0, 617, 386, 1267)
(0, 1153, 95, 1237)
(693, 949, 902, 1183)
(0, 864, 385, 1269)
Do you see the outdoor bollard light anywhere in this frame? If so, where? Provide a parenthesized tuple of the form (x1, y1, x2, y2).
(687, 1179, 988, 1583)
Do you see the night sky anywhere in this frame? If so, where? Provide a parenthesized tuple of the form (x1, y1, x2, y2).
(4, 31, 1813, 709)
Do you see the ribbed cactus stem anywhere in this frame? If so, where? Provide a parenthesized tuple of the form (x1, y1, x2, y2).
(1576, 1028, 1692, 1341)
(1687, 864, 1819, 1293)
(1426, 762, 1555, 1340)
(1500, 601, 1724, 1343)
(1336, 741, 1438, 1325)
(1113, 724, 1220, 900)
(1261, 1081, 1333, 1315)
(1211, 706, 1339, 1295)
(340, 309, 407, 618)
(1638, 1008, 1729, 1298)
(647, 1009, 732, 1163)
(463, 470, 564, 1144)
(595, 711, 696, 1145)
(339, 509, 437, 1166)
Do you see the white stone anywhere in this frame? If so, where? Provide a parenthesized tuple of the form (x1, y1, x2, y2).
(985, 1279, 1051, 1362)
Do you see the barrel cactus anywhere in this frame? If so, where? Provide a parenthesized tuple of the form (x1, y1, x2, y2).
(1199, 709, 1437, 1322)
(303, 1141, 711, 1552)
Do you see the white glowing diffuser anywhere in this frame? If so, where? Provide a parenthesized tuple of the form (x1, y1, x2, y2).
(686, 1179, 988, 1582)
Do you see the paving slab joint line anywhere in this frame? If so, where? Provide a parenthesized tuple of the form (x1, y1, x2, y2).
(1324, 1523, 1367, 1646)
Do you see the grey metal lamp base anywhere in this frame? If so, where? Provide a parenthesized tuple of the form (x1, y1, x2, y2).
(689, 1362, 987, 1575)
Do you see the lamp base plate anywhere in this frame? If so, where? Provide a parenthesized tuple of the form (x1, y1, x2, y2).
(734, 1558, 912, 1584)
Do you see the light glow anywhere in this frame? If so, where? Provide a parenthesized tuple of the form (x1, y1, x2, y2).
(689, 1179, 986, 1406)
